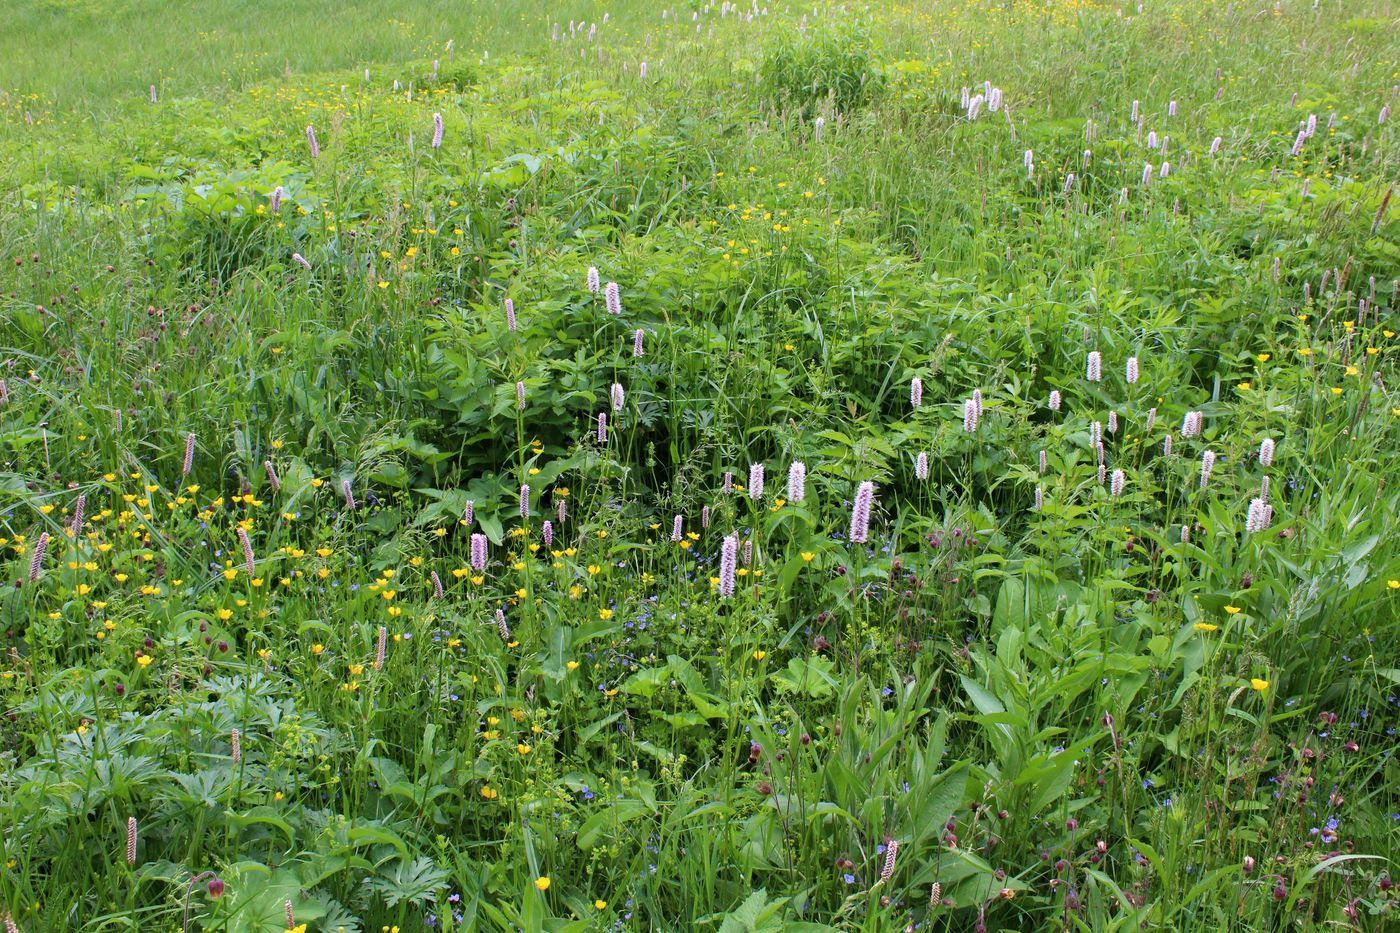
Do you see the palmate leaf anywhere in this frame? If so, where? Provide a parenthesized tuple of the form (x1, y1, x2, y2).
(770, 655, 837, 698)
(716, 889, 789, 933)
(361, 855, 448, 908)
(309, 894, 362, 933)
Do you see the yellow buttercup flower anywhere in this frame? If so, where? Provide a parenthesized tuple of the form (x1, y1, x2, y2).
(534, 877, 550, 892)
(1193, 622, 1218, 633)
(1250, 678, 1269, 692)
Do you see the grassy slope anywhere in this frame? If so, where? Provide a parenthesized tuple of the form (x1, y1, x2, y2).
(0, 1, 1398, 931)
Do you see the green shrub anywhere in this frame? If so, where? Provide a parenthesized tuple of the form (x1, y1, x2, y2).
(433, 61, 479, 91)
(760, 23, 884, 117)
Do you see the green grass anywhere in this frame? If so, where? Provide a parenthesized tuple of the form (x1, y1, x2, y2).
(1, 0, 1398, 930)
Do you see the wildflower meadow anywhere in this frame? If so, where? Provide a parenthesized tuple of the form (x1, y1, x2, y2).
(1, 0, 1397, 930)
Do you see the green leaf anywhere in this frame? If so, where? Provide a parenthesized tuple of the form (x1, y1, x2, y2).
(576, 799, 651, 850)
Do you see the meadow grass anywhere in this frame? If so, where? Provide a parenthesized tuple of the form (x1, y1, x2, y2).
(0, 0, 1398, 930)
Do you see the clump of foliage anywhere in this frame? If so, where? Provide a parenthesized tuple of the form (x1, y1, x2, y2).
(760, 22, 884, 117)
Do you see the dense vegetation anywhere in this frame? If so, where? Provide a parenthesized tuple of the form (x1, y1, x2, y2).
(1, 1, 1397, 930)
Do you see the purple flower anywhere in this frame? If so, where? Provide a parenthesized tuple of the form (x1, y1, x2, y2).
(963, 398, 979, 433)
(786, 461, 806, 502)
(719, 535, 738, 597)
(849, 481, 875, 544)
